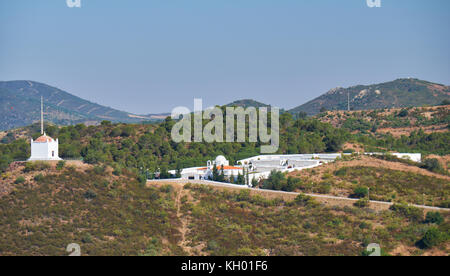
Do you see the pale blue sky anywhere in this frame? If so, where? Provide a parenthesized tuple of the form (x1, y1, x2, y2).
(1, 0, 449, 114)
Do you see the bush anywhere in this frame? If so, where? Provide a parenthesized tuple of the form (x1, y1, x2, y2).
(420, 227, 445, 249)
(421, 159, 444, 174)
(389, 204, 423, 222)
(317, 182, 332, 194)
(398, 109, 409, 117)
(92, 165, 106, 175)
(424, 212, 444, 225)
(207, 240, 219, 252)
(56, 161, 66, 170)
(160, 185, 173, 194)
(15, 176, 26, 184)
(334, 168, 347, 177)
(23, 162, 50, 173)
(352, 187, 369, 198)
(354, 198, 369, 208)
(34, 174, 44, 182)
(293, 194, 316, 207)
(81, 233, 93, 243)
(359, 221, 372, 229)
(84, 189, 97, 200)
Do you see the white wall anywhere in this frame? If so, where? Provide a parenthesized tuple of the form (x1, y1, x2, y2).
(29, 139, 62, 161)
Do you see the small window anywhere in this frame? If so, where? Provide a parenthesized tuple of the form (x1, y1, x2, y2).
(52, 151, 55, 157)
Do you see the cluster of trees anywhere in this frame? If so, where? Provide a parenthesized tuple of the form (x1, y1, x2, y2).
(262, 170, 302, 192)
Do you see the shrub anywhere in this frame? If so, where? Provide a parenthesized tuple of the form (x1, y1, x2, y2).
(56, 161, 66, 170)
(359, 221, 372, 230)
(23, 162, 50, 173)
(160, 185, 173, 194)
(421, 159, 444, 174)
(334, 168, 347, 177)
(110, 127, 122, 137)
(424, 212, 444, 225)
(293, 194, 316, 207)
(398, 109, 409, 117)
(420, 227, 445, 249)
(15, 176, 26, 184)
(140, 237, 161, 256)
(84, 189, 97, 200)
(81, 233, 93, 243)
(352, 187, 369, 198)
(389, 204, 423, 222)
(137, 174, 147, 185)
(354, 198, 370, 208)
(101, 120, 112, 126)
(207, 240, 219, 252)
(34, 174, 44, 182)
(121, 126, 135, 137)
(317, 182, 332, 194)
(92, 165, 106, 175)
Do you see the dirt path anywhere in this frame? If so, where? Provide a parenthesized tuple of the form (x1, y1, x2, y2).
(174, 186, 194, 255)
(148, 179, 450, 212)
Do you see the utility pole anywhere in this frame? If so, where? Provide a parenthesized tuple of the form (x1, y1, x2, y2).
(347, 92, 350, 111)
(41, 96, 44, 135)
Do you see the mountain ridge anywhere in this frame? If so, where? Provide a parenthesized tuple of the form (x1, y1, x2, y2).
(0, 80, 166, 131)
(289, 78, 450, 115)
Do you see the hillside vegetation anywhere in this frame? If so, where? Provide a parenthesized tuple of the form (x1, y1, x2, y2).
(285, 155, 450, 208)
(318, 105, 450, 137)
(0, 162, 448, 256)
(180, 184, 449, 256)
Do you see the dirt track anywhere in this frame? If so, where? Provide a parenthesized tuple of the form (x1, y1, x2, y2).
(147, 179, 450, 212)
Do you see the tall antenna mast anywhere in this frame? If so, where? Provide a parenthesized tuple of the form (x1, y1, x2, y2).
(41, 96, 44, 135)
(347, 92, 350, 111)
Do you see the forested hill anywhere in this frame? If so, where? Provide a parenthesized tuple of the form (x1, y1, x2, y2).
(289, 79, 450, 115)
(226, 99, 270, 108)
(0, 81, 163, 131)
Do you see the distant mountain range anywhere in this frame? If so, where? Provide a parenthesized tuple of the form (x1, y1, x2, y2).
(289, 78, 450, 115)
(0, 81, 167, 131)
(1, 78, 449, 131)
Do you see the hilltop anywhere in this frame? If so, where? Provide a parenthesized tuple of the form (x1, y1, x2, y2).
(226, 99, 270, 108)
(289, 79, 450, 115)
(0, 81, 166, 131)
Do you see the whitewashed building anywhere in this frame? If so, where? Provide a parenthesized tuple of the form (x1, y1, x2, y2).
(28, 97, 62, 161)
(29, 134, 61, 161)
(169, 155, 243, 180)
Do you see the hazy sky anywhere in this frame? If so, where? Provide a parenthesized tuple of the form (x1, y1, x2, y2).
(1, 0, 449, 114)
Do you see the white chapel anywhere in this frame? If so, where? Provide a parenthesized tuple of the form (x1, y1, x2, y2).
(28, 97, 62, 161)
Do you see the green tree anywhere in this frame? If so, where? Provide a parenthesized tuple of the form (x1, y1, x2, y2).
(420, 227, 445, 249)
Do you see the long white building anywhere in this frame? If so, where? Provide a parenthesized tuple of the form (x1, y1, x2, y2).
(169, 155, 243, 181)
(170, 152, 422, 186)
